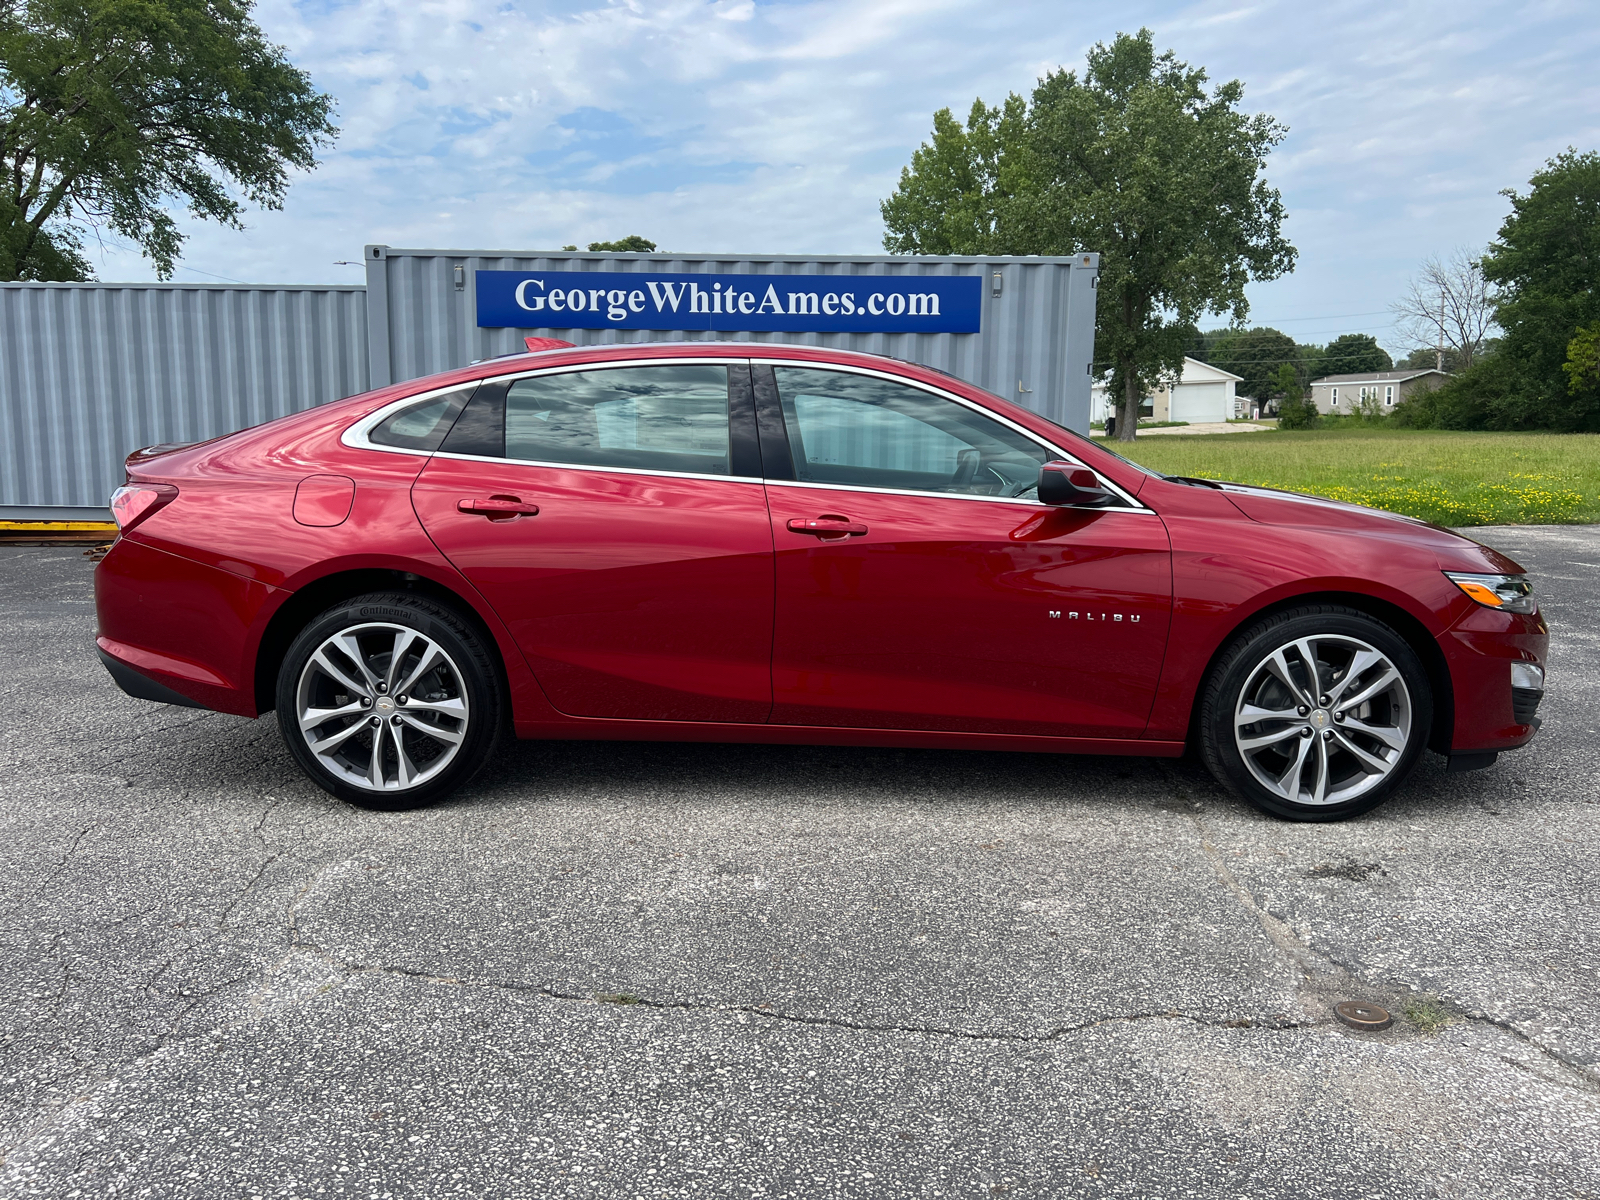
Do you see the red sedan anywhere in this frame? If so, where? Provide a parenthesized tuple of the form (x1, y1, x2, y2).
(95, 342, 1546, 820)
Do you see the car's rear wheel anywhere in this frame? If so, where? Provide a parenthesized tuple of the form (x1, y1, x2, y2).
(1200, 606, 1432, 821)
(276, 591, 501, 807)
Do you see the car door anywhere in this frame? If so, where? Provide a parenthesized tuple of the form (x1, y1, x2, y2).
(411, 359, 775, 723)
(757, 363, 1172, 739)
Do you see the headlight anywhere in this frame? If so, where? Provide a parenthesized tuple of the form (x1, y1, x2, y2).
(1444, 572, 1536, 614)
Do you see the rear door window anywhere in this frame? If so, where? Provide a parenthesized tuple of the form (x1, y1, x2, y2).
(504, 365, 731, 476)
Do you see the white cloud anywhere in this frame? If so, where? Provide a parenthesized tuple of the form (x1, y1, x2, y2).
(85, 0, 1600, 352)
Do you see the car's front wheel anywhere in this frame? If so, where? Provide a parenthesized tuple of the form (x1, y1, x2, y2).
(276, 591, 501, 807)
(1200, 606, 1433, 821)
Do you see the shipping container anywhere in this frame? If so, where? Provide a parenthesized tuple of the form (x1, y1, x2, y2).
(366, 246, 1098, 431)
(1, 248, 1098, 516)
(0, 282, 368, 516)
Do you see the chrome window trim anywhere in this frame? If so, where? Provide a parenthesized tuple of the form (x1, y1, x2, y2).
(427, 449, 753, 486)
(752, 357, 1149, 512)
(762, 476, 1154, 514)
(340, 379, 486, 458)
(340, 357, 749, 462)
(341, 354, 1150, 512)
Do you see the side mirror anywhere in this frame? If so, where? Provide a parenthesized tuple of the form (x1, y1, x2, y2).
(1037, 460, 1112, 507)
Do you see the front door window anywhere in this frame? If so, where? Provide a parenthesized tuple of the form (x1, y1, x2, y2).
(774, 366, 1051, 498)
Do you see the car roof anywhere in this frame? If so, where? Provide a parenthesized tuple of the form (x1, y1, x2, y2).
(437, 339, 966, 391)
(472, 340, 921, 369)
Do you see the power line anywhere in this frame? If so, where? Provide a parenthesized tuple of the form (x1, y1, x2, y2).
(1184, 356, 1425, 367)
(173, 264, 249, 284)
(1094, 352, 1438, 369)
(1209, 309, 1396, 325)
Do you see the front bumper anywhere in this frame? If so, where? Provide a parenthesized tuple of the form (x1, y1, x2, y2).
(1442, 606, 1548, 754)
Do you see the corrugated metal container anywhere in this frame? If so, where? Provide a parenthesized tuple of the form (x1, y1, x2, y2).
(365, 246, 1099, 432)
(2, 251, 1098, 514)
(1, 282, 368, 514)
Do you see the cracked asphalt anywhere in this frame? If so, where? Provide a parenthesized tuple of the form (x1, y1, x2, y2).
(2, 525, 1597, 1199)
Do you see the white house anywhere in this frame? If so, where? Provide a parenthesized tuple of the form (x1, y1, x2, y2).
(1091, 357, 1244, 424)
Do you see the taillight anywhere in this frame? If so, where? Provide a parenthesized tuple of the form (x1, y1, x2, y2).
(109, 484, 179, 533)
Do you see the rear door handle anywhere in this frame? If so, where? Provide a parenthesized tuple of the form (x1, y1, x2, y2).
(458, 495, 540, 518)
(786, 516, 868, 538)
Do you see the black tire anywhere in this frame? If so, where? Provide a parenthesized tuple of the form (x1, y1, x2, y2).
(1199, 605, 1433, 822)
(275, 591, 502, 808)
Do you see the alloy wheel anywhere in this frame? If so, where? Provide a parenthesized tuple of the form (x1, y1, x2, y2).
(294, 622, 470, 792)
(1232, 633, 1412, 807)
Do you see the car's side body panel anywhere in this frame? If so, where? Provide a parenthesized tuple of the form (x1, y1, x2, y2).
(504, 713, 1189, 758)
(413, 455, 777, 723)
(767, 486, 1173, 737)
(98, 399, 561, 725)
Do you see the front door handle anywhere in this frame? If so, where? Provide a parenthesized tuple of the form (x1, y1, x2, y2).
(786, 515, 868, 538)
(458, 495, 540, 519)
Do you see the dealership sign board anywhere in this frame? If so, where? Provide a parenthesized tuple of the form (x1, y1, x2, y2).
(475, 270, 982, 334)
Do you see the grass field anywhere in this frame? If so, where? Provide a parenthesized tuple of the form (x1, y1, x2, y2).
(1096, 427, 1600, 526)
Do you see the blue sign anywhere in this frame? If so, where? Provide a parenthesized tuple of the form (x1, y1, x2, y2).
(475, 270, 982, 334)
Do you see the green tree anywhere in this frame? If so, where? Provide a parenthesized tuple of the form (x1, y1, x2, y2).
(1478, 149, 1600, 430)
(1269, 360, 1316, 428)
(586, 235, 657, 253)
(1399, 346, 1467, 372)
(881, 29, 1295, 441)
(1563, 320, 1600, 394)
(1317, 333, 1392, 376)
(0, 0, 336, 281)
(1207, 326, 1299, 400)
(879, 97, 1025, 256)
(1268, 361, 1299, 398)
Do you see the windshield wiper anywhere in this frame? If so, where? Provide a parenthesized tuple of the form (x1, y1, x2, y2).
(1166, 475, 1224, 489)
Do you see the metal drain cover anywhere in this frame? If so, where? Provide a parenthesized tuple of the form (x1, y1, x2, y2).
(1335, 1001, 1393, 1031)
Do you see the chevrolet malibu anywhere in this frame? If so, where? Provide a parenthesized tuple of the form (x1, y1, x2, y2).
(95, 341, 1547, 820)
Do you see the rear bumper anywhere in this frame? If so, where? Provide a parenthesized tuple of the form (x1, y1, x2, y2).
(98, 647, 205, 709)
(94, 536, 281, 716)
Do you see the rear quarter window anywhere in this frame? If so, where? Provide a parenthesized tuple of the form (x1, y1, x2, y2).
(369, 386, 474, 451)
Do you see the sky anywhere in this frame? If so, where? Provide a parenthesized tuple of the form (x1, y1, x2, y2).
(82, 0, 1600, 356)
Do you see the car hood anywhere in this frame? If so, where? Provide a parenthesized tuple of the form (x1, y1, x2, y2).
(1213, 481, 1526, 574)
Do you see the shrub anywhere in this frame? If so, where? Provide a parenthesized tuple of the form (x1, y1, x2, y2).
(1276, 394, 1319, 429)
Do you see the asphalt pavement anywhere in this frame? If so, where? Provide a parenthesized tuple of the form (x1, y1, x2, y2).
(1, 526, 1597, 1199)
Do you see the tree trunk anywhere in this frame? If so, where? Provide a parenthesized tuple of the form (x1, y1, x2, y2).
(1117, 367, 1140, 442)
